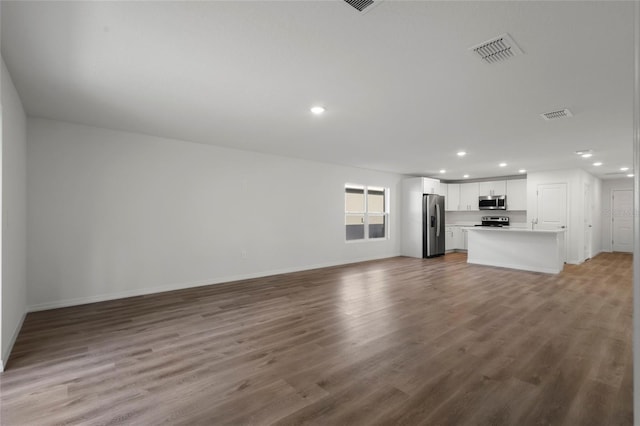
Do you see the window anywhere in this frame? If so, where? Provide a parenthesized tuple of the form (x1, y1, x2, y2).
(345, 184, 389, 241)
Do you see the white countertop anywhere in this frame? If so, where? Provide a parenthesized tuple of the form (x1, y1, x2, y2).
(462, 226, 566, 234)
(446, 222, 528, 228)
(445, 222, 479, 227)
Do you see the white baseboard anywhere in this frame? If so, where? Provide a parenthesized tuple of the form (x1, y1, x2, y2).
(28, 253, 401, 312)
(1, 311, 27, 372)
(468, 258, 563, 274)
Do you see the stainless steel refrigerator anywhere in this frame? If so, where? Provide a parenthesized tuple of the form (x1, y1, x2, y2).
(423, 194, 445, 258)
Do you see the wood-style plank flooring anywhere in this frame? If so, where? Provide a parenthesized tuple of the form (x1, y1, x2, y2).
(0, 252, 633, 425)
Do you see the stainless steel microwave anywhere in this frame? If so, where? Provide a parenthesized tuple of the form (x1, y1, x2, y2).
(479, 195, 506, 210)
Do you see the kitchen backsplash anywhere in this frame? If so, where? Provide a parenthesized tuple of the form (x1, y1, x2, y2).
(445, 210, 526, 224)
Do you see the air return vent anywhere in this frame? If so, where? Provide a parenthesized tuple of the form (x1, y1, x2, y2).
(540, 109, 573, 121)
(469, 33, 523, 64)
(343, 0, 381, 13)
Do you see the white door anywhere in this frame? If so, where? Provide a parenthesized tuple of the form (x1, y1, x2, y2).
(537, 183, 568, 261)
(584, 183, 593, 260)
(612, 189, 633, 252)
(537, 183, 568, 229)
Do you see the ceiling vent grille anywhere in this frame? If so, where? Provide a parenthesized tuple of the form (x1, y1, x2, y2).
(541, 109, 573, 121)
(343, 0, 377, 13)
(469, 33, 523, 64)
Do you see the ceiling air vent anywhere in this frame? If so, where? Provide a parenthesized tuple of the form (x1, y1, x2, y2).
(343, 0, 381, 13)
(469, 33, 523, 64)
(541, 109, 573, 121)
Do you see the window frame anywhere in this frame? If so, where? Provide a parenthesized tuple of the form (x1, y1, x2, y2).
(344, 184, 390, 242)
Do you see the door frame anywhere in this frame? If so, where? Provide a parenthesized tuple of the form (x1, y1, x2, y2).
(584, 182, 593, 260)
(536, 182, 569, 262)
(611, 188, 634, 252)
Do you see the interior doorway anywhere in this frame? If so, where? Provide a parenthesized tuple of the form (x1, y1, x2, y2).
(537, 183, 568, 261)
(612, 189, 633, 252)
(584, 183, 593, 260)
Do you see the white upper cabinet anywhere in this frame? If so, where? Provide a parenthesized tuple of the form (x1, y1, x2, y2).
(506, 179, 527, 210)
(422, 177, 440, 194)
(446, 184, 460, 211)
(437, 182, 447, 197)
(478, 180, 506, 196)
(443, 178, 526, 211)
(459, 182, 479, 211)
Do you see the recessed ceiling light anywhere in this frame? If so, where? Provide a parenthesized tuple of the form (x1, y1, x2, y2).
(310, 106, 325, 115)
(575, 149, 592, 156)
(457, 151, 466, 157)
(581, 153, 592, 158)
(439, 169, 446, 174)
(463, 174, 469, 178)
(621, 167, 630, 171)
(593, 162, 602, 166)
(518, 169, 526, 173)
(628, 174, 635, 178)
(499, 162, 507, 167)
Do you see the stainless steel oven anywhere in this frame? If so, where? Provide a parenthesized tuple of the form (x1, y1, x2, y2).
(475, 216, 510, 227)
(479, 195, 506, 210)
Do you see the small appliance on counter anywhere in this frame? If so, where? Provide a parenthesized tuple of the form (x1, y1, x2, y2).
(479, 195, 506, 210)
(475, 216, 510, 227)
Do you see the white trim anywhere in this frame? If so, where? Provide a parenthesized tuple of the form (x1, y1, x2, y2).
(610, 188, 634, 253)
(633, 4, 639, 420)
(469, 259, 563, 274)
(345, 238, 389, 244)
(28, 253, 401, 312)
(1, 311, 27, 372)
(345, 185, 390, 242)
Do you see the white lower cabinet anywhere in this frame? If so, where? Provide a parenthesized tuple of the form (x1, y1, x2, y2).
(445, 226, 467, 251)
(445, 227, 455, 251)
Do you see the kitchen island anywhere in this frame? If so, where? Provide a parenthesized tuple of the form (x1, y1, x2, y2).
(463, 227, 566, 274)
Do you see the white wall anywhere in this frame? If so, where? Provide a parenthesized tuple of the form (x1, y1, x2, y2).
(601, 178, 633, 252)
(27, 118, 403, 310)
(526, 168, 602, 264)
(1, 58, 27, 370)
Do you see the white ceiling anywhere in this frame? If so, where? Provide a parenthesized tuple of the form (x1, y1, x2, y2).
(1, 1, 635, 180)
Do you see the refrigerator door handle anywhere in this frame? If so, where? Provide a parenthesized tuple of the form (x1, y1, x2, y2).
(436, 203, 441, 237)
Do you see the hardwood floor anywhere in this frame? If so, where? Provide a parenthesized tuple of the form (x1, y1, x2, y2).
(0, 252, 632, 425)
